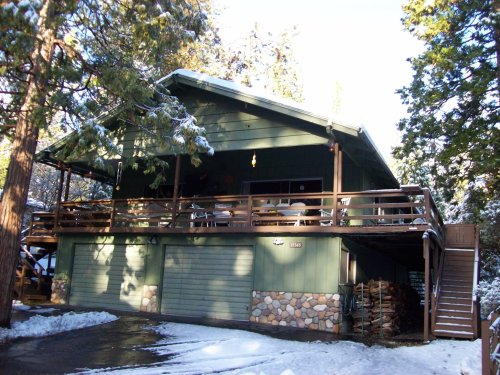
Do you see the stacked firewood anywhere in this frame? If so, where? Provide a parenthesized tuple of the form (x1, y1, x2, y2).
(352, 280, 419, 336)
(352, 282, 373, 334)
(370, 280, 400, 336)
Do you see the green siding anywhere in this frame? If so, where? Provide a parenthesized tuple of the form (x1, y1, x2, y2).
(55, 234, 344, 314)
(254, 236, 341, 293)
(114, 145, 335, 199)
(343, 238, 408, 284)
(116, 91, 329, 159)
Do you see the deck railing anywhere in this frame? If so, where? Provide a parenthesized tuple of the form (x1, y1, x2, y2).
(482, 309, 500, 375)
(29, 187, 444, 236)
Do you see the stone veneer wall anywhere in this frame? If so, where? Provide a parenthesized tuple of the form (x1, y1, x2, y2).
(251, 291, 342, 333)
(51, 277, 69, 304)
(140, 285, 158, 312)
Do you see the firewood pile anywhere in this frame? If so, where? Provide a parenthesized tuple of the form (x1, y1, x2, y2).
(352, 280, 420, 336)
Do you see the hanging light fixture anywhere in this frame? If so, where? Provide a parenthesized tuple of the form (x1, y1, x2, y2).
(115, 161, 123, 191)
(251, 152, 256, 168)
(328, 139, 336, 152)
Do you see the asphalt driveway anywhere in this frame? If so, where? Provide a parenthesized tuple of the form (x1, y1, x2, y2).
(0, 310, 167, 375)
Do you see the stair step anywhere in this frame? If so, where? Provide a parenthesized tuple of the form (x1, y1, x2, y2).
(441, 280, 473, 286)
(444, 248, 475, 253)
(435, 316, 472, 325)
(433, 329, 474, 339)
(440, 291, 472, 298)
(441, 284, 471, 290)
(442, 269, 473, 276)
(24, 294, 48, 301)
(439, 296, 471, 304)
(435, 322, 474, 332)
(437, 303, 471, 312)
(437, 309, 473, 318)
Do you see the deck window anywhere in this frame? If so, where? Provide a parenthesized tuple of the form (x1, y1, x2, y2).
(340, 249, 356, 285)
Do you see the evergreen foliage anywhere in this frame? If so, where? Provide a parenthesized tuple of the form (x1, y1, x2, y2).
(394, 0, 499, 211)
(0, 0, 211, 326)
(395, 0, 500, 314)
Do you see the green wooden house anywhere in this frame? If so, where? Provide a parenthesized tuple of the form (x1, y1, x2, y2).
(27, 70, 479, 340)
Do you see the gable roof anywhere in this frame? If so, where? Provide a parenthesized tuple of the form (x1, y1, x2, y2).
(38, 69, 398, 187)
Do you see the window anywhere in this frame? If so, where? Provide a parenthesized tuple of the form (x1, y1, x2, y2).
(340, 249, 356, 285)
(241, 178, 323, 195)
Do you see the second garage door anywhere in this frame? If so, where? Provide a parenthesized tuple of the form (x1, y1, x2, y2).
(70, 244, 145, 311)
(161, 245, 254, 321)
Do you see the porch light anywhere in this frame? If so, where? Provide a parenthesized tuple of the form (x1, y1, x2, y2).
(328, 140, 335, 152)
(115, 161, 123, 191)
(251, 152, 256, 168)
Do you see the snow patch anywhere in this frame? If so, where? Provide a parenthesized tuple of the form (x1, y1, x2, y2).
(0, 311, 118, 343)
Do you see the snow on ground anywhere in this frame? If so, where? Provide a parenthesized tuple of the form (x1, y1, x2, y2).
(79, 322, 482, 375)
(0, 305, 117, 343)
(12, 300, 57, 314)
(1, 306, 481, 375)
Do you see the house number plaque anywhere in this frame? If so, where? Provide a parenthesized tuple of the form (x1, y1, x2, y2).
(290, 242, 303, 248)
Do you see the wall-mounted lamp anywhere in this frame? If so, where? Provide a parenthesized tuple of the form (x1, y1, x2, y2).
(147, 235, 158, 245)
(328, 140, 336, 152)
(115, 161, 123, 191)
(251, 152, 256, 168)
(273, 238, 284, 245)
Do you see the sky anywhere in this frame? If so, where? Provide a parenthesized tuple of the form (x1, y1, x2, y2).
(0, 305, 482, 375)
(213, 0, 423, 162)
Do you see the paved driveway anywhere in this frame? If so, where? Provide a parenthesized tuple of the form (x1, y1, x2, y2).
(0, 311, 167, 375)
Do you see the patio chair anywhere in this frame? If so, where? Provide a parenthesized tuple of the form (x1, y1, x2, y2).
(277, 202, 305, 226)
(212, 203, 232, 226)
(319, 198, 350, 226)
(190, 203, 211, 227)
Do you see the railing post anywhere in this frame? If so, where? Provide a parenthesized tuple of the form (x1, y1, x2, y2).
(247, 196, 253, 227)
(171, 155, 181, 228)
(109, 200, 116, 229)
(482, 319, 491, 375)
(423, 189, 431, 224)
(423, 232, 430, 342)
(28, 213, 34, 237)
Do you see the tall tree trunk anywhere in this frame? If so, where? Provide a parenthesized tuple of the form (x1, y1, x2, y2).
(0, 0, 55, 327)
(495, 0, 500, 105)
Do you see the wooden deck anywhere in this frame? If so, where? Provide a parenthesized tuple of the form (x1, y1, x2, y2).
(28, 187, 445, 240)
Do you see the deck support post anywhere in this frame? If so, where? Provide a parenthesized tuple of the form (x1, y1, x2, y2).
(63, 167, 72, 201)
(53, 164, 65, 229)
(171, 155, 181, 227)
(332, 143, 342, 224)
(423, 232, 431, 342)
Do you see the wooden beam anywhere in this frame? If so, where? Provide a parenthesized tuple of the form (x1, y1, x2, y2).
(338, 146, 343, 193)
(64, 167, 72, 201)
(423, 233, 430, 343)
(53, 166, 65, 229)
(171, 155, 181, 227)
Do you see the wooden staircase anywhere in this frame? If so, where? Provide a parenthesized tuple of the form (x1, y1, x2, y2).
(433, 248, 476, 339)
(14, 241, 56, 303)
(432, 224, 479, 339)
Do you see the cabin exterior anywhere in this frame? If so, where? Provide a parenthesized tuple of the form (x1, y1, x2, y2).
(26, 70, 480, 340)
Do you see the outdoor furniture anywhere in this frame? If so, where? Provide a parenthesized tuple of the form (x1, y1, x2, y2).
(276, 202, 305, 226)
(319, 198, 350, 226)
(190, 203, 211, 227)
(212, 203, 232, 226)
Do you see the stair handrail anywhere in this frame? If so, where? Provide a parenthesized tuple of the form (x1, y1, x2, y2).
(472, 228, 480, 309)
(20, 245, 46, 274)
(471, 227, 480, 338)
(424, 228, 445, 334)
(17, 255, 44, 291)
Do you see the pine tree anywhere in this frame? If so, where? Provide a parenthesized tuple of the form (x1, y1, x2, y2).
(0, 0, 209, 326)
(394, 0, 500, 212)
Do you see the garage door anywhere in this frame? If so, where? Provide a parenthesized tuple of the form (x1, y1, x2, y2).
(161, 245, 254, 321)
(70, 244, 146, 311)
